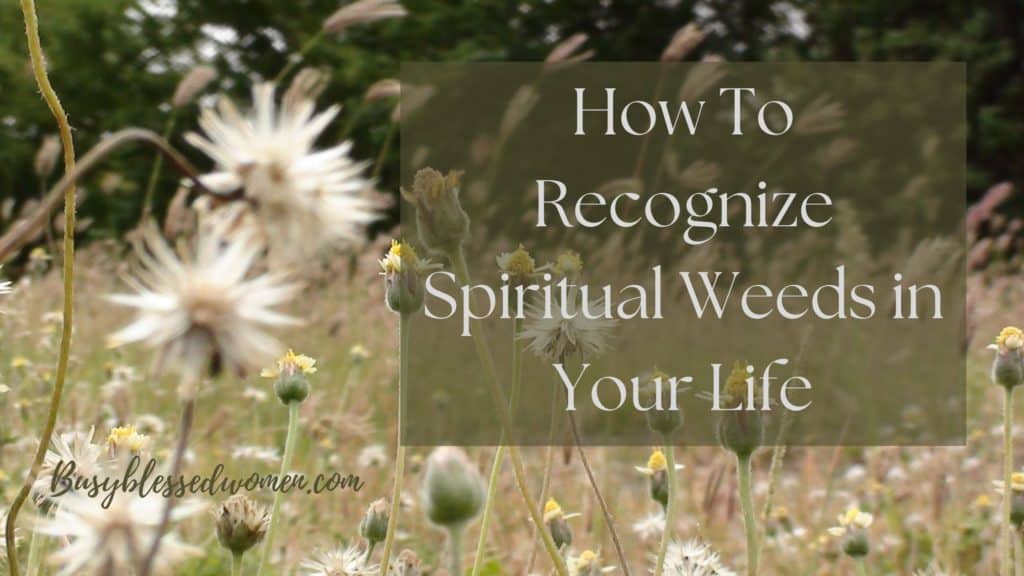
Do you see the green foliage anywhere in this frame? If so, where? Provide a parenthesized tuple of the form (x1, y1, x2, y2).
(0, 0, 1017, 248)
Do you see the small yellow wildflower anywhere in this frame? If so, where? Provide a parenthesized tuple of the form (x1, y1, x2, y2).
(635, 448, 683, 476)
(553, 250, 583, 275)
(379, 239, 419, 275)
(543, 498, 564, 523)
(997, 326, 1024, 351)
(993, 471, 1024, 494)
(10, 357, 29, 369)
(107, 425, 150, 453)
(973, 493, 994, 510)
(724, 361, 750, 401)
(497, 245, 536, 281)
(827, 506, 873, 536)
(261, 349, 318, 379)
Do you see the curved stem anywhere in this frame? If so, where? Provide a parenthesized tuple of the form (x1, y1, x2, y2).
(141, 114, 178, 220)
(1005, 386, 1015, 576)
(379, 312, 411, 573)
(472, 316, 522, 576)
(567, 409, 632, 576)
(139, 398, 196, 576)
(257, 402, 302, 576)
(449, 248, 569, 576)
(231, 552, 243, 576)
(525, 381, 559, 574)
(653, 444, 677, 576)
(738, 453, 758, 576)
(7, 3, 77, 575)
(0, 128, 210, 263)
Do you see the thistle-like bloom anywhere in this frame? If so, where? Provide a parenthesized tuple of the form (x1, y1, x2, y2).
(186, 83, 378, 264)
(380, 239, 440, 315)
(635, 449, 684, 509)
(519, 288, 616, 362)
(107, 225, 301, 395)
(260, 349, 318, 378)
(497, 244, 543, 286)
(38, 493, 204, 576)
(215, 494, 270, 556)
(661, 538, 736, 576)
(34, 428, 109, 498)
(301, 545, 379, 576)
(990, 326, 1024, 389)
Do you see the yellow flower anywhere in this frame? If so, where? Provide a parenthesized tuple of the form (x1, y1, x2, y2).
(543, 498, 563, 523)
(554, 250, 583, 275)
(10, 357, 29, 369)
(827, 506, 873, 536)
(724, 361, 750, 401)
(497, 245, 536, 280)
(107, 425, 150, 453)
(261, 349, 318, 378)
(973, 493, 994, 510)
(997, 326, 1024, 351)
(379, 239, 420, 275)
(647, 449, 667, 472)
(993, 471, 1024, 494)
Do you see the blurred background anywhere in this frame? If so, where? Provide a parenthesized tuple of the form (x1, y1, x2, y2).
(0, 0, 1017, 249)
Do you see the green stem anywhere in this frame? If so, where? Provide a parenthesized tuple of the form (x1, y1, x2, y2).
(855, 558, 868, 576)
(1006, 386, 1015, 576)
(471, 317, 521, 575)
(738, 453, 758, 576)
(274, 30, 324, 84)
(231, 552, 243, 576)
(371, 120, 397, 181)
(653, 444, 677, 576)
(141, 114, 177, 220)
(24, 524, 42, 576)
(257, 402, 301, 576)
(449, 248, 569, 576)
(449, 525, 464, 576)
(379, 313, 411, 573)
(7, 3, 77, 576)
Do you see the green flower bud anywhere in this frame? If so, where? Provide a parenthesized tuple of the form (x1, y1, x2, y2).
(717, 411, 764, 458)
(842, 530, 869, 558)
(422, 447, 484, 528)
(992, 327, 1024, 389)
(642, 369, 683, 437)
(649, 468, 669, 509)
(1012, 491, 1024, 529)
(215, 495, 270, 556)
(360, 498, 390, 545)
(263, 350, 316, 405)
(274, 372, 310, 405)
(401, 168, 470, 255)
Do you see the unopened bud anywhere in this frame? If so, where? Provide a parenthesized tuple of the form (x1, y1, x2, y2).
(991, 327, 1024, 389)
(401, 168, 469, 255)
(360, 498, 390, 545)
(422, 446, 484, 528)
(215, 494, 270, 556)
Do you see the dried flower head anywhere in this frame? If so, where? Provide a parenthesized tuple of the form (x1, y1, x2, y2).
(34, 428, 109, 498)
(553, 250, 583, 277)
(497, 244, 539, 285)
(215, 494, 270, 556)
(301, 544, 379, 575)
(401, 168, 469, 255)
(107, 224, 301, 396)
(662, 538, 736, 576)
(186, 83, 379, 265)
(172, 65, 217, 108)
(520, 288, 616, 362)
(323, 0, 407, 34)
(569, 549, 613, 576)
(359, 498, 390, 546)
(388, 549, 422, 576)
(38, 493, 204, 576)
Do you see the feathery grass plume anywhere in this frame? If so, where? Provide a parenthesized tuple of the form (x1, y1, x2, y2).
(678, 56, 726, 101)
(543, 33, 594, 73)
(215, 494, 270, 575)
(364, 79, 400, 102)
(793, 94, 845, 135)
(500, 85, 539, 140)
(284, 67, 330, 109)
(323, 0, 407, 34)
(107, 222, 301, 398)
(33, 134, 61, 180)
(661, 539, 736, 576)
(185, 83, 379, 265)
(990, 326, 1024, 575)
(391, 83, 433, 123)
(37, 493, 204, 576)
(423, 447, 484, 575)
(171, 65, 217, 108)
(301, 545, 379, 575)
(257, 349, 315, 575)
(661, 23, 706, 61)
